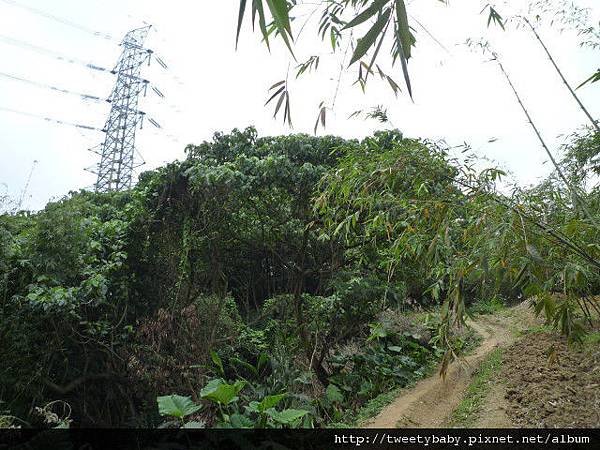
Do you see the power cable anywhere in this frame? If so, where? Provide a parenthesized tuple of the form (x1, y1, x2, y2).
(0, 0, 114, 41)
(0, 71, 107, 102)
(0, 34, 111, 73)
(0, 105, 102, 131)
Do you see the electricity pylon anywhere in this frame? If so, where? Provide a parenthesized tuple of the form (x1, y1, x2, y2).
(92, 25, 152, 192)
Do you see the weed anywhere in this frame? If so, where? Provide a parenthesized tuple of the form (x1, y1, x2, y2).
(448, 348, 503, 427)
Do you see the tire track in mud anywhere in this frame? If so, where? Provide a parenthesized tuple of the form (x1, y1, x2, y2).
(364, 304, 533, 428)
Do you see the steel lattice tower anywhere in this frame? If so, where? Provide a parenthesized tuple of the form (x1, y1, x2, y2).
(93, 25, 152, 192)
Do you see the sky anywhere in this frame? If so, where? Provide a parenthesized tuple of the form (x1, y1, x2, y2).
(0, 0, 598, 211)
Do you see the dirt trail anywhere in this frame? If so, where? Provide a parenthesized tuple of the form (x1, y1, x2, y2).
(364, 303, 533, 428)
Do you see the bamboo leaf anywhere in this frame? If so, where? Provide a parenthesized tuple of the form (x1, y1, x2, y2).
(349, 8, 392, 66)
(265, 0, 292, 34)
(273, 90, 286, 117)
(576, 69, 600, 90)
(393, 15, 413, 99)
(395, 0, 414, 59)
(236, 0, 248, 49)
(343, 0, 390, 30)
(268, 80, 286, 90)
(265, 0, 296, 57)
(365, 19, 390, 82)
(253, 0, 270, 51)
(265, 85, 285, 105)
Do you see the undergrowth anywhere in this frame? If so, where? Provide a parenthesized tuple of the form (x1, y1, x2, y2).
(448, 347, 503, 427)
(469, 297, 507, 316)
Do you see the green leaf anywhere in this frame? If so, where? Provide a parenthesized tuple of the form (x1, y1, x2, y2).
(252, 0, 270, 51)
(230, 357, 259, 377)
(229, 413, 255, 428)
(200, 379, 246, 405)
(364, 20, 391, 81)
(576, 69, 600, 90)
(265, 0, 296, 57)
(267, 408, 308, 425)
(245, 401, 261, 414)
(210, 350, 225, 377)
(394, 0, 413, 59)
(265, 0, 292, 34)
(485, 6, 505, 30)
(325, 384, 344, 403)
(388, 345, 403, 352)
(393, 16, 413, 99)
(258, 393, 286, 411)
(236, 0, 248, 49)
(157, 395, 202, 419)
(183, 420, 205, 429)
(343, 0, 390, 30)
(349, 8, 392, 66)
(257, 353, 270, 372)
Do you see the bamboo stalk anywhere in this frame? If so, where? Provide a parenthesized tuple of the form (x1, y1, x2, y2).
(492, 51, 599, 229)
(521, 16, 600, 134)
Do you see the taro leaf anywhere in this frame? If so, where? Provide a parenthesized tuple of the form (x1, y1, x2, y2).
(245, 401, 261, 414)
(325, 384, 344, 404)
(267, 408, 308, 425)
(349, 8, 392, 66)
(229, 413, 255, 428)
(258, 393, 286, 412)
(157, 395, 202, 419)
(200, 379, 246, 405)
(183, 420, 206, 429)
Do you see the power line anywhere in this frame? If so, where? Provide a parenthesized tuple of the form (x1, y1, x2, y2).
(0, 34, 111, 73)
(0, 0, 114, 41)
(0, 106, 101, 131)
(0, 71, 107, 102)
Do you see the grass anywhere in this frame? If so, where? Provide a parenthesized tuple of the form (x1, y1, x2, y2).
(468, 296, 506, 316)
(584, 331, 600, 346)
(519, 323, 553, 336)
(331, 357, 441, 428)
(326, 387, 404, 428)
(459, 327, 483, 356)
(353, 386, 404, 425)
(448, 347, 503, 427)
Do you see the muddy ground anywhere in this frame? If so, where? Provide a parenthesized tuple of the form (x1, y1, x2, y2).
(502, 332, 600, 427)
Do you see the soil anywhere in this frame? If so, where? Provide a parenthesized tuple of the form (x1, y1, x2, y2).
(502, 332, 600, 427)
(472, 378, 512, 428)
(362, 300, 600, 429)
(364, 303, 534, 428)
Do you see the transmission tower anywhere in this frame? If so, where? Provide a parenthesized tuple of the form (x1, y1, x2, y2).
(92, 25, 152, 192)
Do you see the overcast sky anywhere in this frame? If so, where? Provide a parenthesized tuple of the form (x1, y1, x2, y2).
(0, 0, 598, 211)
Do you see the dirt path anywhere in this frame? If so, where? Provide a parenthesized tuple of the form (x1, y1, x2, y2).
(364, 303, 533, 428)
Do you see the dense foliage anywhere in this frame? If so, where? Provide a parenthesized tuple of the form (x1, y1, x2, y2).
(1, 127, 598, 428)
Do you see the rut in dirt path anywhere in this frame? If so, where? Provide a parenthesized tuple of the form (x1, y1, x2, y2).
(364, 304, 533, 428)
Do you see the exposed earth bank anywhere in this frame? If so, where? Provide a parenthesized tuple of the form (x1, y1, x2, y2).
(364, 302, 600, 428)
